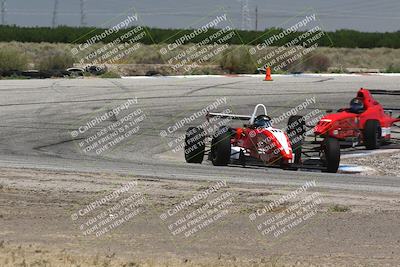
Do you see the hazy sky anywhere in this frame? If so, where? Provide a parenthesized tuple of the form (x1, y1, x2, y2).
(2, 0, 400, 32)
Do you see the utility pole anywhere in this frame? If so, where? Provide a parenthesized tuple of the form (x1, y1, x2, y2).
(80, 0, 87, 27)
(240, 0, 251, 30)
(52, 0, 59, 28)
(1, 0, 6, 25)
(255, 5, 258, 31)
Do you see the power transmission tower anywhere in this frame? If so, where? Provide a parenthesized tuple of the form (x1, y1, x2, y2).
(255, 5, 258, 31)
(52, 0, 59, 28)
(80, 0, 87, 27)
(1, 0, 6, 25)
(240, 0, 251, 30)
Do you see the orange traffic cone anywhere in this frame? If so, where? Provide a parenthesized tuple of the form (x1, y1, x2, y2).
(264, 66, 273, 81)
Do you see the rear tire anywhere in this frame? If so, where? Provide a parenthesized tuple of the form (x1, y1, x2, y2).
(287, 115, 306, 137)
(211, 127, 231, 166)
(291, 140, 302, 167)
(364, 120, 381, 150)
(321, 137, 340, 173)
(184, 127, 205, 163)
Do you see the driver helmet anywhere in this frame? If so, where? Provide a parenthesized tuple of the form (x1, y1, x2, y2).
(254, 115, 272, 128)
(349, 97, 364, 113)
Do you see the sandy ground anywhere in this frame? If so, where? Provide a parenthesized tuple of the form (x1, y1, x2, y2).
(1, 167, 400, 266)
(342, 151, 400, 176)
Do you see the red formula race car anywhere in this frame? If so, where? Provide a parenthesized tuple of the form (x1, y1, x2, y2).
(314, 88, 400, 150)
(184, 104, 341, 173)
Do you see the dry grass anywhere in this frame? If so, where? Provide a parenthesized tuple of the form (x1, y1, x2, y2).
(0, 243, 298, 267)
(38, 51, 75, 71)
(0, 42, 400, 74)
(328, 204, 351, 212)
(318, 47, 400, 71)
(219, 46, 256, 74)
(0, 47, 28, 71)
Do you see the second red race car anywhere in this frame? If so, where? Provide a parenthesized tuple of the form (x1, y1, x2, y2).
(314, 88, 400, 150)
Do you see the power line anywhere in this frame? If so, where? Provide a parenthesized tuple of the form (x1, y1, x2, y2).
(52, 0, 59, 28)
(240, 0, 251, 30)
(80, 0, 87, 27)
(255, 5, 258, 31)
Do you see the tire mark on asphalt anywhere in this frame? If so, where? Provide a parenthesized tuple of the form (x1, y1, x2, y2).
(183, 81, 243, 96)
(34, 138, 85, 150)
(313, 78, 334, 83)
(108, 80, 132, 92)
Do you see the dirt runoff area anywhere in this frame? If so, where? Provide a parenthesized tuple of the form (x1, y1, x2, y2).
(342, 150, 400, 177)
(1, 167, 400, 267)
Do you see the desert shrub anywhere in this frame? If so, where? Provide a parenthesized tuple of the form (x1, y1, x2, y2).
(385, 64, 400, 73)
(276, 51, 330, 73)
(99, 71, 121, 78)
(219, 46, 256, 74)
(0, 48, 28, 71)
(285, 60, 306, 73)
(129, 45, 164, 64)
(304, 53, 331, 72)
(37, 51, 74, 70)
(328, 204, 350, 212)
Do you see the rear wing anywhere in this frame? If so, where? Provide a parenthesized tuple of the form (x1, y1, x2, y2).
(369, 89, 400, 112)
(207, 112, 251, 121)
(369, 89, 400, 96)
(207, 104, 268, 124)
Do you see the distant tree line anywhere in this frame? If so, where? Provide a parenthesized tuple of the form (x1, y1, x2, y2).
(0, 25, 399, 48)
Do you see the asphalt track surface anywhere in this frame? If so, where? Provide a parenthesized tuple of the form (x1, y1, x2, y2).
(0, 75, 399, 192)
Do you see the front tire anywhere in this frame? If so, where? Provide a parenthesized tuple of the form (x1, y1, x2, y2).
(210, 127, 231, 166)
(321, 137, 340, 173)
(184, 127, 206, 163)
(364, 120, 381, 150)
